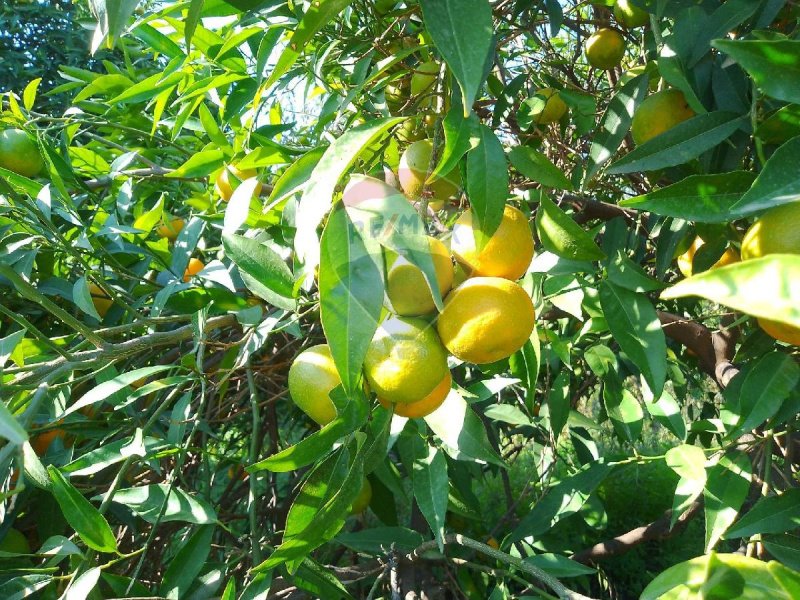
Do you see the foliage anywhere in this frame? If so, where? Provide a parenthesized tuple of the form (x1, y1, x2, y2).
(1, 0, 800, 598)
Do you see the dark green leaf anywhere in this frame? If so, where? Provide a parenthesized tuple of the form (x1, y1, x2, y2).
(166, 149, 225, 178)
(161, 525, 215, 599)
(607, 112, 745, 174)
(730, 136, 800, 216)
(620, 172, 756, 222)
(599, 281, 666, 397)
(704, 452, 751, 552)
(644, 391, 687, 441)
(536, 195, 605, 261)
(419, 0, 493, 114)
(430, 107, 479, 181)
(413, 446, 448, 551)
(725, 488, 800, 539)
(106, 484, 217, 524)
(713, 39, 800, 104)
(222, 234, 295, 310)
(48, 467, 118, 553)
(509, 146, 573, 190)
(466, 125, 508, 238)
(336, 527, 425, 555)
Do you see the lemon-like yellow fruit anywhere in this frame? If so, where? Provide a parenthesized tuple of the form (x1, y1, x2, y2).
(0, 529, 30, 555)
(740, 202, 800, 260)
(387, 237, 454, 316)
(619, 63, 660, 91)
(437, 277, 535, 364)
(157, 217, 185, 241)
(758, 318, 800, 346)
(631, 89, 695, 145)
(676, 237, 740, 278)
(585, 28, 626, 70)
(410, 60, 439, 106)
(342, 174, 402, 207)
(364, 316, 449, 404)
(614, 0, 649, 28)
(0, 128, 43, 177)
(378, 370, 451, 418)
(288, 344, 340, 425)
(349, 479, 372, 514)
(88, 283, 113, 318)
(398, 140, 461, 209)
(215, 164, 261, 202)
(183, 258, 204, 282)
(529, 88, 567, 125)
(451, 205, 534, 281)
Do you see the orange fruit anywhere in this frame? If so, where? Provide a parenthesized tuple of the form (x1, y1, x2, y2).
(378, 370, 451, 418)
(758, 319, 800, 346)
(676, 237, 740, 278)
(288, 344, 340, 425)
(88, 283, 113, 318)
(215, 164, 261, 202)
(614, 0, 649, 28)
(31, 429, 66, 456)
(451, 205, 534, 281)
(156, 217, 184, 241)
(631, 89, 695, 145)
(349, 479, 372, 514)
(437, 277, 535, 364)
(528, 88, 567, 125)
(0, 128, 43, 177)
(386, 236, 454, 316)
(183, 258, 204, 282)
(398, 139, 461, 210)
(740, 202, 800, 260)
(585, 28, 626, 70)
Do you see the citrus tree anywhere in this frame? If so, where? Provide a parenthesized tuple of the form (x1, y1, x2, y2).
(1, 0, 800, 598)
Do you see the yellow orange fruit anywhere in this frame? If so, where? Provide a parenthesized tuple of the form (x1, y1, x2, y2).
(0, 128, 43, 178)
(740, 202, 800, 260)
(88, 283, 113, 318)
(363, 316, 449, 404)
(676, 237, 740, 278)
(758, 318, 800, 346)
(631, 89, 695, 145)
(183, 258, 204, 282)
(451, 205, 534, 281)
(156, 217, 185, 241)
(386, 237, 454, 316)
(349, 479, 372, 514)
(529, 88, 567, 125)
(614, 0, 649, 28)
(342, 174, 402, 207)
(585, 28, 626, 70)
(437, 277, 535, 364)
(378, 370, 451, 418)
(398, 140, 461, 209)
(287, 344, 340, 425)
(215, 164, 261, 202)
(31, 429, 66, 456)
(410, 60, 439, 107)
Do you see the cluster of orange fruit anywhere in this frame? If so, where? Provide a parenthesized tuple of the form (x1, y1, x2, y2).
(288, 173, 536, 429)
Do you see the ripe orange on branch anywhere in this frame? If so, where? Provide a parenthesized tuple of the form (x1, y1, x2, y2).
(288, 344, 340, 425)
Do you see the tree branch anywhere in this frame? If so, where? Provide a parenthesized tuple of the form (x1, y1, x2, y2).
(571, 500, 703, 564)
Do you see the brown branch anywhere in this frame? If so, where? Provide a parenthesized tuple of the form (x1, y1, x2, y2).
(571, 500, 703, 564)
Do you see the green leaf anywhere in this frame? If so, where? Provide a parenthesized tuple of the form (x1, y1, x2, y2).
(318, 207, 384, 395)
(730, 352, 800, 437)
(0, 575, 53, 600)
(109, 71, 184, 104)
(620, 172, 756, 222)
(429, 106, 479, 182)
(62, 366, 172, 418)
(603, 385, 643, 444)
(294, 558, 353, 600)
(644, 391, 686, 441)
(73, 275, 102, 320)
(63, 437, 167, 476)
(466, 125, 508, 238)
(756, 105, 800, 144)
(713, 39, 800, 104)
(295, 118, 403, 269)
(510, 461, 612, 541)
(599, 281, 667, 398)
(64, 567, 101, 600)
(336, 527, 425, 555)
(763, 535, 800, 572)
(584, 74, 649, 184)
(105, 484, 217, 524)
(546, 370, 570, 439)
(525, 554, 596, 578)
(166, 149, 225, 178)
(88, 0, 141, 52)
(23, 78, 41, 111)
(661, 255, 800, 329)
(704, 451, 752, 552)
(0, 398, 28, 446)
(185, 0, 205, 50)
(161, 525, 215, 599)
(419, 0, 493, 115)
(222, 234, 295, 311)
(730, 136, 800, 216)
(725, 488, 800, 539)
(264, 0, 356, 88)
(666, 444, 707, 526)
(424, 389, 504, 467)
(607, 112, 745, 174)
(509, 146, 573, 190)
(536, 195, 605, 261)
(48, 467, 118, 553)
(267, 147, 325, 206)
(413, 446, 448, 551)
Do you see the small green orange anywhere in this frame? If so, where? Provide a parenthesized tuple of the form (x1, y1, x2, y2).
(585, 28, 626, 70)
(0, 129, 43, 177)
